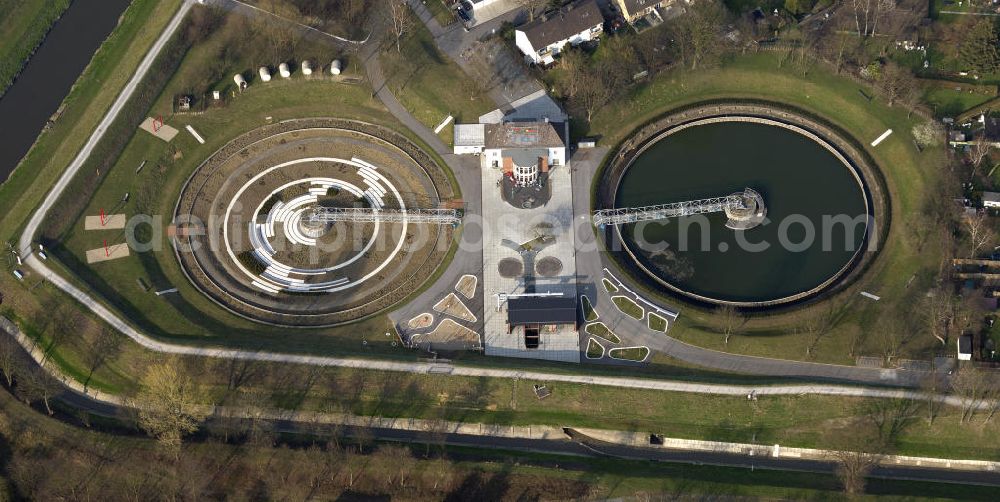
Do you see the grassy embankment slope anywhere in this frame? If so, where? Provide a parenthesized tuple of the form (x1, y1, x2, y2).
(1, 383, 993, 500)
(0, 0, 71, 97)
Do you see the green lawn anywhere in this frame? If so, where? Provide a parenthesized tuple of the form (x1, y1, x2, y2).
(0, 0, 71, 96)
(612, 296, 644, 320)
(609, 346, 649, 361)
(648, 312, 668, 332)
(585, 338, 604, 358)
(585, 322, 621, 344)
(589, 52, 946, 365)
(581, 295, 598, 322)
(379, 10, 493, 144)
(924, 85, 995, 118)
(602, 278, 618, 292)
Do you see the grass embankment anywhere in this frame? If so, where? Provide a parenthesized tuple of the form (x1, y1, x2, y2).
(589, 52, 945, 365)
(379, 10, 493, 143)
(3, 385, 991, 500)
(0, 0, 71, 97)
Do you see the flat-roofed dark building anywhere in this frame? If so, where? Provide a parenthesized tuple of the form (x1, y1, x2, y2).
(507, 296, 578, 348)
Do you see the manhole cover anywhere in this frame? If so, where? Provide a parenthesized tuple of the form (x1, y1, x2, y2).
(535, 256, 562, 277)
(498, 257, 523, 278)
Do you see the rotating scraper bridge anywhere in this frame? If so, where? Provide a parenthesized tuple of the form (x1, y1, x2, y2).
(594, 188, 767, 229)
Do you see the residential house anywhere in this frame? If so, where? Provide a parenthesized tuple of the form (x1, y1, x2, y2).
(614, 0, 672, 24)
(514, 0, 604, 65)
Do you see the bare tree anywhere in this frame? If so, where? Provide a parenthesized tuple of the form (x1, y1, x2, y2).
(920, 371, 947, 425)
(716, 305, 746, 345)
(964, 212, 995, 258)
(825, 422, 887, 496)
(84, 327, 122, 391)
(385, 0, 412, 53)
(951, 365, 988, 423)
(18, 362, 60, 415)
(666, 1, 727, 70)
(852, 0, 896, 38)
(875, 311, 902, 362)
(982, 376, 1000, 423)
(968, 140, 992, 178)
(922, 287, 953, 346)
(136, 360, 208, 451)
(555, 48, 586, 99)
(576, 68, 611, 123)
(235, 386, 274, 446)
(876, 62, 915, 107)
(525, 0, 543, 22)
(0, 335, 21, 387)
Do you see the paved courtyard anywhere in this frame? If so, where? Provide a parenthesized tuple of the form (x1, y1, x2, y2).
(480, 125, 580, 362)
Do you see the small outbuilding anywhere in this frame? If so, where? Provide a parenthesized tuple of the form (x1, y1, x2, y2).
(233, 73, 247, 90)
(958, 334, 974, 361)
(453, 123, 486, 154)
(983, 191, 1000, 208)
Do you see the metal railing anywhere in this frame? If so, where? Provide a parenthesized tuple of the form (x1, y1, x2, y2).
(307, 207, 461, 225)
(593, 192, 748, 226)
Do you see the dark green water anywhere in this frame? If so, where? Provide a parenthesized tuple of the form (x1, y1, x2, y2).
(616, 120, 868, 304)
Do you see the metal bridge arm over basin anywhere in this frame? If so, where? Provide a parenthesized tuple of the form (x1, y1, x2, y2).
(594, 192, 750, 226)
(308, 207, 461, 224)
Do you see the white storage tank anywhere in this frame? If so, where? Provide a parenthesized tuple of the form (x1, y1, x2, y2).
(258, 66, 271, 82)
(301, 60, 312, 75)
(233, 73, 247, 90)
(279, 62, 291, 78)
(330, 59, 342, 75)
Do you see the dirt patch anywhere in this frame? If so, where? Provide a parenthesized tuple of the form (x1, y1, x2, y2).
(408, 313, 434, 330)
(412, 318, 480, 349)
(455, 274, 477, 299)
(535, 256, 563, 277)
(498, 257, 523, 278)
(433, 293, 476, 322)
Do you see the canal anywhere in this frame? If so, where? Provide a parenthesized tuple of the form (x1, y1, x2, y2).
(0, 0, 131, 184)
